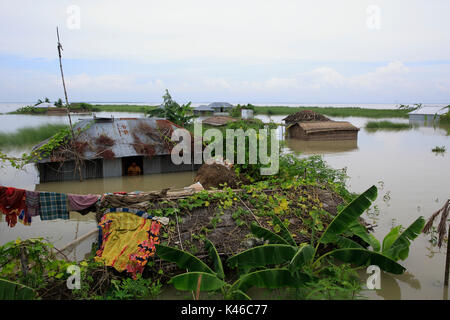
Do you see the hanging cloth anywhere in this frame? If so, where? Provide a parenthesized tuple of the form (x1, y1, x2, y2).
(95, 211, 161, 279)
(68, 193, 99, 211)
(39, 192, 69, 221)
(0, 187, 26, 227)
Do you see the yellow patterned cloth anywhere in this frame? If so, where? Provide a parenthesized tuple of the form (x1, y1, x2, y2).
(95, 211, 161, 278)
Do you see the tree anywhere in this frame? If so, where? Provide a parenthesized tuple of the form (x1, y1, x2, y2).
(146, 90, 195, 126)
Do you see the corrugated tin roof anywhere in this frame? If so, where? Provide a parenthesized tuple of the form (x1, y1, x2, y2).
(408, 106, 448, 115)
(208, 102, 234, 109)
(291, 121, 359, 133)
(33, 118, 189, 163)
(194, 105, 214, 111)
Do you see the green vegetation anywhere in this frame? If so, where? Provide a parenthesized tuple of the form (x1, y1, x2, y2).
(365, 120, 412, 130)
(0, 124, 69, 149)
(431, 146, 446, 153)
(146, 90, 194, 126)
(90, 104, 157, 113)
(253, 106, 411, 118)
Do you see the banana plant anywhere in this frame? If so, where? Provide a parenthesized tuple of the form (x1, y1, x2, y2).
(155, 240, 251, 299)
(0, 278, 35, 300)
(226, 185, 425, 292)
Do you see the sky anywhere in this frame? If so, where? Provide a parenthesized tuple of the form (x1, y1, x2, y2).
(0, 0, 450, 104)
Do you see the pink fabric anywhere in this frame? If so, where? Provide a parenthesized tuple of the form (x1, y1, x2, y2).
(68, 194, 99, 211)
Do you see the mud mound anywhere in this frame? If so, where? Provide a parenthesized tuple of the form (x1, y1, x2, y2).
(194, 163, 239, 189)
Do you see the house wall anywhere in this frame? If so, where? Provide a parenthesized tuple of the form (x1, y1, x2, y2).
(103, 158, 122, 178)
(38, 159, 103, 183)
(38, 155, 201, 183)
(287, 125, 358, 141)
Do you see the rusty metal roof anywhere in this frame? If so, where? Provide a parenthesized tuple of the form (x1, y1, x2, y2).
(33, 117, 189, 163)
(202, 116, 237, 126)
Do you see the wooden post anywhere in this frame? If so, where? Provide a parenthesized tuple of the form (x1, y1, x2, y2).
(445, 224, 450, 286)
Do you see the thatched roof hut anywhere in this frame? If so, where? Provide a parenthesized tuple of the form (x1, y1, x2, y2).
(283, 110, 331, 125)
(287, 121, 359, 141)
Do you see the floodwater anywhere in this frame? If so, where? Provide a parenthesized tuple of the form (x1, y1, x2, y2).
(0, 111, 449, 299)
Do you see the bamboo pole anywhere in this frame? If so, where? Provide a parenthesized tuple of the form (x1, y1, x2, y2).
(56, 26, 83, 182)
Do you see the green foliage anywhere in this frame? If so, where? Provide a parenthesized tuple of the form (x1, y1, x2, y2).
(108, 275, 162, 300)
(432, 146, 446, 153)
(0, 124, 69, 149)
(0, 279, 36, 300)
(253, 106, 411, 118)
(365, 121, 412, 130)
(0, 238, 71, 291)
(147, 89, 195, 126)
(382, 216, 425, 261)
(230, 104, 255, 118)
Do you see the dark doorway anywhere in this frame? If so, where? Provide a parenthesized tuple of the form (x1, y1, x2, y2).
(122, 156, 143, 176)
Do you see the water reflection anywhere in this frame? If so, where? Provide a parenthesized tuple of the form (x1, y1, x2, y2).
(286, 139, 358, 155)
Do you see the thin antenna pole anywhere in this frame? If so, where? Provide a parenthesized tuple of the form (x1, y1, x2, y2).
(56, 26, 74, 136)
(56, 26, 83, 181)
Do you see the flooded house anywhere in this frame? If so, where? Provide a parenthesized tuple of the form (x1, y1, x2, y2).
(284, 110, 359, 141)
(408, 106, 448, 125)
(33, 117, 199, 183)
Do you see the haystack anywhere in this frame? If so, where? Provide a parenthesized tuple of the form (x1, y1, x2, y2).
(283, 110, 331, 125)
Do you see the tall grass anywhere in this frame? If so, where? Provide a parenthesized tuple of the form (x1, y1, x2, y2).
(365, 120, 412, 130)
(254, 106, 410, 118)
(0, 124, 68, 149)
(90, 104, 158, 113)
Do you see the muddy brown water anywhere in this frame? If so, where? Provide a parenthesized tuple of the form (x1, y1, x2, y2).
(1, 113, 449, 299)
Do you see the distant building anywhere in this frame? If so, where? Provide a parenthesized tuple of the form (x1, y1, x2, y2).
(208, 102, 234, 113)
(408, 106, 448, 124)
(32, 117, 200, 183)
(193, 105, 215, 116)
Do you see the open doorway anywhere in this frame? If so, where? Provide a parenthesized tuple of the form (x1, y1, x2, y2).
(122, 156, 144, 176)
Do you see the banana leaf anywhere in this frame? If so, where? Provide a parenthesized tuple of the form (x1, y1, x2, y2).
(204, 239, 224, 279)
(348, 221, 381, 251)
(236, 268, 309, 290)
(383, 216, 425, 261)
(155, 244, 214, 274)
(317, 248, 406, 274)
(169, 272, 225, 292)
(228, 289, 252, 300)
(319, 185, 377, 244)
(0, 278, 35, 300)
(382, 226, 402, 253)
(288, 244, 314, 273)
(250, 222, 290, 245)
(335, 236, 365, 249)
(227, 244, 297, 268)
(272, 215, 297, 246)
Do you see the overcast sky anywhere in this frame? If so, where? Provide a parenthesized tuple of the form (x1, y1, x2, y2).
(1, 0, 450, 104)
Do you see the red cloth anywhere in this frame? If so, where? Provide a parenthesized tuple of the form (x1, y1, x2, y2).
(0, 187, 26, 227)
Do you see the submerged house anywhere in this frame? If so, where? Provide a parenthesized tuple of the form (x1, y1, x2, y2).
(208, 102, 234, 113)
(408, 106, 448, 124)
(33, 117, 199, 183)
(284, 110, 359, 141)
(193, 104, 215, 116)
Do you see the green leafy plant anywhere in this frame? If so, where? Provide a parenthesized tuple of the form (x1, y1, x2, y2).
(147, 89, 195, 126)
